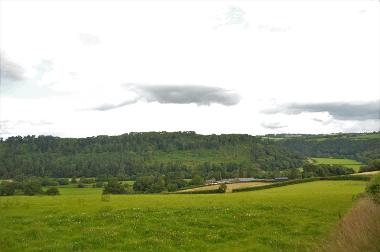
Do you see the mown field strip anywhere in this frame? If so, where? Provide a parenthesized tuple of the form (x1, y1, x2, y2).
(178, 182, 271, 193)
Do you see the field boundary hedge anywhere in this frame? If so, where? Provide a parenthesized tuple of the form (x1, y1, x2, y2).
(175, 188, 224, 194)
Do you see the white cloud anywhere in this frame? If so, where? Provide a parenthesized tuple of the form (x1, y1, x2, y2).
(0, 0, 379, 137)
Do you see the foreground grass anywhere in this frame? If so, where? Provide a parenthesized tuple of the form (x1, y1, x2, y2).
(312, 157, 362, 172)
(0, 181, 365, 252)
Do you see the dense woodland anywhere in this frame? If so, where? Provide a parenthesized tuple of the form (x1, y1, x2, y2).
(0, 132, 379, 183)
(277, 134, 380, 163)
(0, 132, 304, 179)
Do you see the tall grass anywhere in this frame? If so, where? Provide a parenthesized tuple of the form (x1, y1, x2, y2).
(319, 197, 380, 252)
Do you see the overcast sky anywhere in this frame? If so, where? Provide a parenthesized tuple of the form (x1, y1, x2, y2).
(0, 0, 379, 138)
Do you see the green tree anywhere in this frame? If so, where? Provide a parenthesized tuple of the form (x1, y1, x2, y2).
(103, 179, 126, 194)
(0, 181, 16, 196)
(46, 187, 60, 195)
(23, 181, 42, 195)
(191, 175, 204, 185)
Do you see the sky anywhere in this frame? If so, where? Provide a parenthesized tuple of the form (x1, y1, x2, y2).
(0, 0, 379, 138)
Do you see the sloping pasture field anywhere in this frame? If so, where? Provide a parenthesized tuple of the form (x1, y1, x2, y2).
(312, 157, 363, 172)
(0, 181, 365, 252)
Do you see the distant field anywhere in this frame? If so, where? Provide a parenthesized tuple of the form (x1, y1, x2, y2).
(179, 181, 271, 193)
(350, 133, 380, 140)
(353, 170, 380, 176)
(0, 181, 366, 252)
(312, 157, 362, 172)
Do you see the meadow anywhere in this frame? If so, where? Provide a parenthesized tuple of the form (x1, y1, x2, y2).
(312, 157, 363, 172)
(0, 180, 366, 252)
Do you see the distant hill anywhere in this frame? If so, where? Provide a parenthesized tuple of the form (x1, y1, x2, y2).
(0, 132, 303, 179)
(267, 132, 380, 163)
(1, 131, 378, 179)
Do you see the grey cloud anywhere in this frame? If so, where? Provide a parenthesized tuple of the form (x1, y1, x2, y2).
(0, 54, 25, 82)
(92, 99, 139, 111)
(262, 101, 380, 121)
(92, 84, 241, 111)
(79, 33, 100, 46)
(312, 117, 333, 125)
(128, 84, 241, 106)
(261, 122, 287, 130)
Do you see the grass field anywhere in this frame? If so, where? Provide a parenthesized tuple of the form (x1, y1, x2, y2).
(178, 182, 271, 193)
(0, 180, 366, 252)
(312, 157, 363, 172)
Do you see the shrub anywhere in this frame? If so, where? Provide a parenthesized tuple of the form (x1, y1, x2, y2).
(191, 175, 204, 185)
(167, 183, 178, 192)
(218, 183, 227, 193)
(103, 179, 125, 194)
(41, 178, 59, 187)
(79, 177, 95, 184)
(93, 182, 104, 188)
(46, 187, 60, 195)
(360, 159, 380, 172)
(77, 183, 85, 188)
(0, 181, 16, 196)
(23, 181, 42, 195)
(57, 178, 69, 185)
(366, 175, 380, 203)
(71, 176, 77, 184)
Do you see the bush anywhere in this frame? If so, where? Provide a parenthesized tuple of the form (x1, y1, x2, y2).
(79, 177, 95, 184)
(366, 175, 380, 203)
(23, 181, 42, 195)
(360, 159, 380, 173)
(0, 181, 16, 196)
(103, 179, 125, 194)
(218, 183, 227, 193)
(77, 183, 85, 188)
(46, 187, 60, 195)
(41, 178, 59, 187)
(191, 175, 204, 185)
(167, 183, 178, 192)
(93, 182, 104, 188)
(71, 176, 77, 184)
(57, 178, 69, 185)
